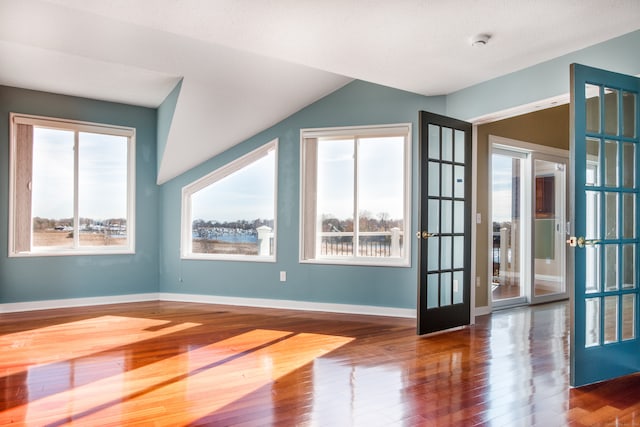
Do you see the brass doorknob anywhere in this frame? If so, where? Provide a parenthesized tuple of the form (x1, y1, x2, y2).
(567, 236, 600, 248)
(416, 231, 436, 239)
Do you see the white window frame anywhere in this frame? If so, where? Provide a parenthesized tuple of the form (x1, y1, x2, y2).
(181, 139, 278, 262)
(8, 113, 136, 257)
(299, 124, 411, 267)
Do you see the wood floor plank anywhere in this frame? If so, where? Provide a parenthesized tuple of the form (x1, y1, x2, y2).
(1, 300, 640, 426)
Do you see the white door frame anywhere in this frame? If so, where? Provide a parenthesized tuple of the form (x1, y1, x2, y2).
(487, 135, 569, 312)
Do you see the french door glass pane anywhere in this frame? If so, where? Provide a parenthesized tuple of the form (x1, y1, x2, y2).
(453, 236, 464, 269)
(454, 201, 464, 233)
(605, 192, 618, 239)
(586, 138, 600, 186)
(623, 92, 637, 138)
(585, 245, 601, 293)
(442, 127, 453, 161)
(453, 271, 464, 304)
(622, 142, 635, 188)
(428, 124, 440, 159)
(585, 191, 601, 240)
(454, 165, 465, 198)
(454, 130, 465, 163)
(586, 84, 601, 134)
(441, 236, 452, 270)
(428, 199, 440, 233)
(427, 238, 439, 271)
(441, 200, 452, 233)
(622, 244, 635, 289)
(604, 88, 619, 136)
(623, 193, 635, 239)
(427, 274, 439, 309)
(440, 272, 452, 306)
(604, 140, 618, 187)
(622, 294, 636, 340)
(441, 164, 453, 198)
(604, 295, 619, 344)
(428, 162, 440, 197)
(586, 297, 601, 347)
(605, 245, 618, 291)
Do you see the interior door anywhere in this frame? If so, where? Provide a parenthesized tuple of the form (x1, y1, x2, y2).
(417, 111, 472, 335)
(570, 63, 640, 387)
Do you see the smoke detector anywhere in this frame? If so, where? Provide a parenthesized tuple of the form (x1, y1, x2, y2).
(471, 34, 491, 47)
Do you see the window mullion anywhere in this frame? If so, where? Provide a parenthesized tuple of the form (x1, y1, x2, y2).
(353, 137, 359, 258)
(73, 131, 80, 249)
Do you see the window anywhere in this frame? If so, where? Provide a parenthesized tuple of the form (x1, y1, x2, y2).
(181, 140, 278, 261)
(300, 124, 411, 266)
(9, 114, 135, 256)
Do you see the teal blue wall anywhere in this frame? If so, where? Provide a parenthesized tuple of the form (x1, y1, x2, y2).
(157, 79, 182, 173)
(3, 29, 639, 309)
(158, 81, 446, 309)
(0, 86, 159, 303)
(448, 30, 640, 120)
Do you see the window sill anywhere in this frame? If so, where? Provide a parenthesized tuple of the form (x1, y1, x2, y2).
(299, 257, 410, 268)
(9, 248, 135, 257)
(181, 254, 276, 263)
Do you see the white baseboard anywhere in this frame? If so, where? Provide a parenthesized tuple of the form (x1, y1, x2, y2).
(159, 293, 416, 318)
(474, 306, 491, 316)
(0, 293, 159, 314)
(0, 292, 415, 318)
(0, 292, 501, 321)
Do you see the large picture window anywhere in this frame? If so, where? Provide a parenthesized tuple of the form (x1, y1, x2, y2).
(9, 113, 135, 256)
(181, 140, 278, 261)
(300, 124, 411, 266)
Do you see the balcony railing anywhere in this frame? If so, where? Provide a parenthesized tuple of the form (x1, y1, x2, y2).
(318, 227, 403, 258)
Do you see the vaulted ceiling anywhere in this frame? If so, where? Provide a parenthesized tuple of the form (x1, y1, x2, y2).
(1, 0, 639, 183)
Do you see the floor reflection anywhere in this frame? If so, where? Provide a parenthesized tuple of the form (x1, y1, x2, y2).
(2, 301, 640, 425)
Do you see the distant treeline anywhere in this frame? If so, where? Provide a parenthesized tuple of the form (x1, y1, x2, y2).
(33, 217, 127, 231)
(322, 211, 402, 233)
(192, 218, 275, 231)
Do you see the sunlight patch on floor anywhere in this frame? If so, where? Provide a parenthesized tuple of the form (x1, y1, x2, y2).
(3, 329, 353, 426)
(0, 315, 201, 377)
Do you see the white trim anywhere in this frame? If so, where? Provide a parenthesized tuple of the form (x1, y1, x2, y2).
(180, 139, 278, 261)
(183, 140, 277, 195)
(159, 293, 416, 318)
(8, 113, 136, 257)
(0, 293, 158, 314)
(490, 135, 569, 158)
(0, 292, 416, 319)
(470, 94, 570, 125)
(11, 113, 135, 137)
(299, 123, 412, 267)
(470, 125, 478, 324)
(301, 123, 411, 139)
(474, 306, 491, 316)
(488, 136, 570, 312)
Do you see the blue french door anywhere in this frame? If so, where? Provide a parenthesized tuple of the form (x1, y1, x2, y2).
(570, 64, 640, 387)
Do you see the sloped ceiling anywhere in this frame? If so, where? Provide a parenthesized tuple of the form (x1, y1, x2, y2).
(1, 0, 639, 183)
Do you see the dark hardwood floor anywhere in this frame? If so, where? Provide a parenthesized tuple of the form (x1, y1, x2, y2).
(1, 300, 639, 426)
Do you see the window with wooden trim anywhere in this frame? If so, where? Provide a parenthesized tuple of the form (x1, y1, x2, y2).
(181, 139, 278, 261)
(9, 113, 136, 256)
(300, 124, 411, 266)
